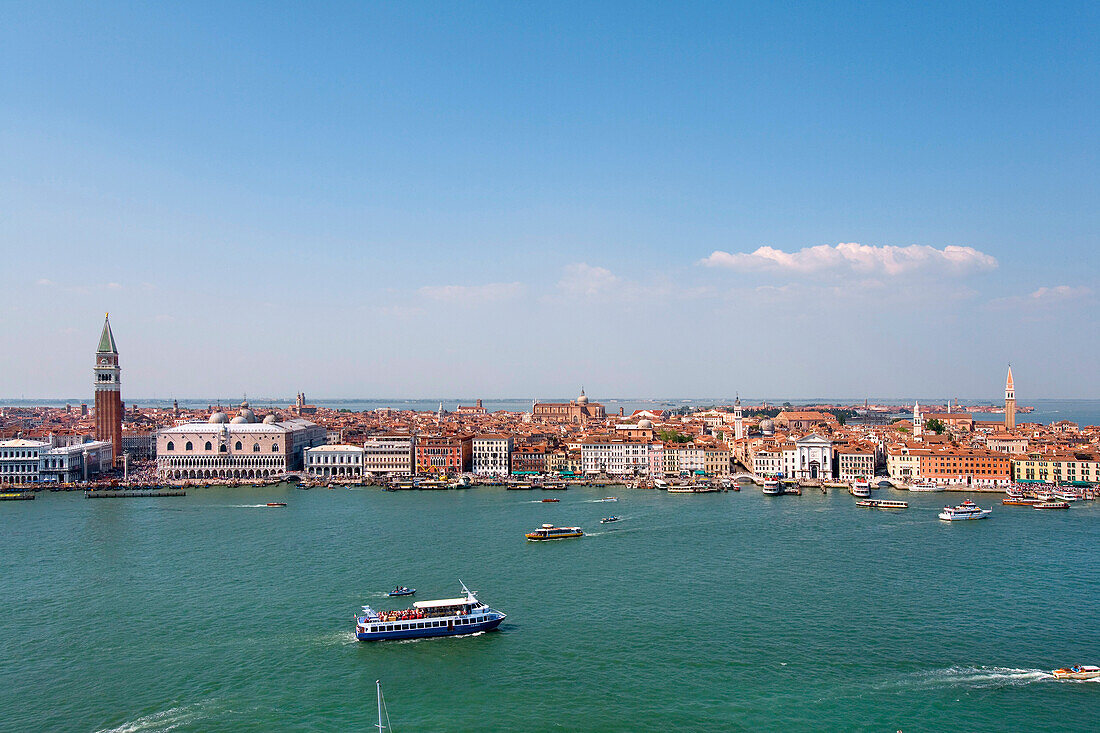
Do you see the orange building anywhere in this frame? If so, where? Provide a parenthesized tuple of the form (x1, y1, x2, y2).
(415, 435, 472, 473)
(917, 448, 1011, 488)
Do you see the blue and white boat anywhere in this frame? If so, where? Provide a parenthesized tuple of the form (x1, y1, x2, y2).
(355, 582, 506, 642)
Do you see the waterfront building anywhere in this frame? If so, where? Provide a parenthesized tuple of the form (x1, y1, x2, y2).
(1004, 366, 1016, 431)
(580, 437, 649, 476)
(304, 445, 365, 478)
(155, 402, 325, 480)
(703, 445, 732, 476)
(93, 314, 123, 461)
(836, 444, 875, 481)
(363, 434, 415, 476)
(664, 443, 705, 477)
(792, 435, 833, 480)
(415, 434, 473, 474)
(533, 388, 606, 424)
(1011, 451, 1097, 484)
(916, 448, 1011, 488)
(647, 441, 665, 477)
(0, 439, 48, 484)
(511, 443, 548, 474)
(40, 441, 113, 483)
(751, 446, 783, 478)
(472, 434, 512, 476)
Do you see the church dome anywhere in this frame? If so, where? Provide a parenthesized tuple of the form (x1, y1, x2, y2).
(577, 389, 589, 405)
(262, 414, 277, 424)
(209, 411, 229, 424)
(230, 415, 247, 424)
(236, 401, 258, 423)
(760, 418, 775, 435)
(637, 418, 653, 429)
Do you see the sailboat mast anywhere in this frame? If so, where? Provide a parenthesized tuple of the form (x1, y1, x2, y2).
(376, 680, 384, 732)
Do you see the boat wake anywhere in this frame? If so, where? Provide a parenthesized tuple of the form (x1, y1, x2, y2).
(886, 666, 1052, 690)
(394, 630, 485, 644)
(95, 701, 214, 732)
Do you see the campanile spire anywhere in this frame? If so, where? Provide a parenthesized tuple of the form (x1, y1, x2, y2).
(94, 314, 123, 460)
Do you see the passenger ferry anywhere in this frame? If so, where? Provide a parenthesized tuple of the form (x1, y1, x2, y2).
(762, 480, 783, 495)
(1034, 501, 1070, 510)
(355, 583, 505, 642)
(1003, 497, 1042, 506)
(1052, 489, 1079, 502)
(938, 499, 992, 521)
(667, 484, 718, 493)
(855, 499, 908, 510)
(850, 481, 871, 498)
(908, 481, 944, 492)
(525, 523, 583, 541)
(1052, 665, 1100, 680)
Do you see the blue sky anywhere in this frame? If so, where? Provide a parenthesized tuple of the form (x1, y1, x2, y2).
(2, 2, 1097, 399)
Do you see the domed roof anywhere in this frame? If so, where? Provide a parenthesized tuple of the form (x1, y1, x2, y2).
(760, 418, 775, 434)
(230, 415, 247, 424)
(262, 414, 277, 424)
(235, 401, 258, 423)
(577, 388, 588, 405)
(637, 418, 654, 429)
(208, 411, 229, 424)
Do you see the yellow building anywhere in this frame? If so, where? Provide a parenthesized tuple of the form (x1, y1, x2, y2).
(1011, 452, 1098, 484)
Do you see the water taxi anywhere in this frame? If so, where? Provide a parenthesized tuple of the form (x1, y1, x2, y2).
(908, 481, 944, 492)
(599, 516, 622, 524)
(388, 586, 416, 597)
(355, 583, 505, 641)
(540, 498, 560, 503)
(525, 523, 583, 541)
(938, 499, 992, 521)
(1034, 501, 1070, 510)
(1052, 665, 1100, 680)
(855, 499, 908, 509)
(266, 502, 287, 507)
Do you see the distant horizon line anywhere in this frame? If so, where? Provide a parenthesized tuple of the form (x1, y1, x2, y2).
(3, 396, 1098, 404)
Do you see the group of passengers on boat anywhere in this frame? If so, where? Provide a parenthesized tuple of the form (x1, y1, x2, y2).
(376, 605, 468, 623)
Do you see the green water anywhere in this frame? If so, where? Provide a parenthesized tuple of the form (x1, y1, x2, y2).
(3, 486, 1097, 732)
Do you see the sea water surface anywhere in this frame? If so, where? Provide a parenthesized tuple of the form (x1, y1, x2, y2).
(3, 485, 1097, 731)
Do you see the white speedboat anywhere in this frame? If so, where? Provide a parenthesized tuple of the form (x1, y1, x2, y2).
(938, 499, 991, 521)
(908, 481, 944, 492)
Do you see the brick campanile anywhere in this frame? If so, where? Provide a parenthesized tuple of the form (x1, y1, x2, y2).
(1004, 365, 1016, 432)
(94, 313, 123, 461)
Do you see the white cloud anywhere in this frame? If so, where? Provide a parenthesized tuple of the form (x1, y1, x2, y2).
(699, 243, 998, 277)
(36, 278, 55, 286)
(988, 285, 1092, 309)
(419, 281, 523, 303)
(106, 282, 123, 290)
(557, 263, 621, 296)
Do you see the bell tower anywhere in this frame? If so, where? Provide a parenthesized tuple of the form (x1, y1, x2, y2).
(94, 313, 123, 461)
(1004, 366, 1016, 432)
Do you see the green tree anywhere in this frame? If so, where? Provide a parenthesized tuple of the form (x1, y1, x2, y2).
(925, 418, 946, 435)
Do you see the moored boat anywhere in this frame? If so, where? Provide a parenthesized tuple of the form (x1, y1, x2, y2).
(525, 523, 583, 540)
(356, 583, 505, 641)
(1003, 497, 1042, 506)
(1034, 501, 1070, 510)
(938, 499, 992, 521)
(762, 480, 783, 495)
(850, 481, 871, 498)
(1052, 665, 1100, 680)
(908, 481, 944, 492)
(855, 499, 908, 509)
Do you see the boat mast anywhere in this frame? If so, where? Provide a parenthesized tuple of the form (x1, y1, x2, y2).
(376, 680, 384, 732)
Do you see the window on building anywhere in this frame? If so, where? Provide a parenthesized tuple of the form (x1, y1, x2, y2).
(235, 441, 242, 451)
(185, 442, 193, 451)
(272, 444, 279, 452)
(167, 441, 174, 451)
(253, 443, 260, 452)
(205, 441, 213, 451)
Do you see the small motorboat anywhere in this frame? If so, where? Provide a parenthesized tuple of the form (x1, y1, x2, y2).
(596, 497, 618, 502)
(541, 498, 560, 503)
(388, 586, 416, 597)
(1052, 665, 1100, 680)
(599, 516, 621, 524)
(1034, 501, 1070, 510)
(266, 502, 287, 507)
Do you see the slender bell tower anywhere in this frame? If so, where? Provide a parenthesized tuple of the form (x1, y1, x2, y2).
(733, 394, 744, 441)
(1004, 366, 1016, 432)
(94, 313, 123, 461)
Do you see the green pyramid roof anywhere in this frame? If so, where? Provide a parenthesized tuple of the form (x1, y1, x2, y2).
(98, 314, 118, 353)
